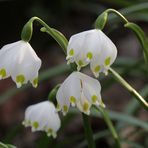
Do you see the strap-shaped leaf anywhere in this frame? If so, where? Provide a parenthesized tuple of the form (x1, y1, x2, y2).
(0, 142, 16, 148)
(124, 22, 148, 65)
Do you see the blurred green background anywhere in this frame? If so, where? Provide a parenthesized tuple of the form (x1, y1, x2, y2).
(0, 0, 148, 148)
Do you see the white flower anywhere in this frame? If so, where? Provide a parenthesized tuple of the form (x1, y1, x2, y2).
(23, 101, 61, 138)
(66, 29, 117, 77)
(0, 40, 41, 88)
(56, 72, 104, 115)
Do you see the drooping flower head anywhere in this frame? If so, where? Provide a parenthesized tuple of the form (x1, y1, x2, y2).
(23, 101, 61, 138)
(66, 29, 117, 77)
(0, 40, 41, 88)
(56, 72, 104, 115)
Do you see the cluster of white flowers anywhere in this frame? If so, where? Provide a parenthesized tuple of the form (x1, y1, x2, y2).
(0, 29, 117, 137)
(56, 29, 116, 116)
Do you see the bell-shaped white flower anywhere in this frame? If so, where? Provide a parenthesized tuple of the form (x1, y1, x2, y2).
(66, 29, 117, 77)
(23, 101, 61, 138)
(0, 40, 41, 88)
(56, 72, 104, 115)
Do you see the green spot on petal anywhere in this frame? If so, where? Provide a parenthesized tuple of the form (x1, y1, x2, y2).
(105, 57, 111, 66)
(83, 102, 89, 112)
(78, 60, 83, 66)
(0, 68, 6, 78)
(47, 128, 53, 134)
(33, 77, 38, 87)
(33, 121, 39, 129)
(87, 52, 93, 59)
(69, 49, 74, 56)
(91, 95, 98, 103)
(63, 105, 68, 113)
(70, 96, 76, 104)
(16, 74, 25, 84)
(94, 65, 101, 72)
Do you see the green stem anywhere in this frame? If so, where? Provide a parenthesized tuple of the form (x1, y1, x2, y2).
(96, 107, 121, 148)
(33, 17, 68, 53)
(109, 68, 148, 110)
(82, 114, 96, 148)
(106, 8, 129, 23)
(95, 8, 128, 30)
(21, 17, 68, 54)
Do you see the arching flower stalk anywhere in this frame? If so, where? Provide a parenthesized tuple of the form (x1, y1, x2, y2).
(23, 101, 61, 138)
(66, 29, 117, 77)
(0, 40, 41, 88)
(56, 71, 105, 115)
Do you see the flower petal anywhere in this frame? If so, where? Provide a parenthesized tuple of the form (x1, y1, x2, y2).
(0, 40, 41, 87)
(23, 101, 61, 138)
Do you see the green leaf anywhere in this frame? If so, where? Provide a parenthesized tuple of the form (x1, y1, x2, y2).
(70, 108, 148, 130)
(109, 68, 148, 111)
(6, 144, 16, 148)
(124, 22, 148, 65)
(116, 85, 148, 129)
(92, 109, 148, 130)
(95, 12, 108, 30)
(3, 125, 23, 144)
(124, 85, 148, 115)
(0, 142, 16, 148)
(77, 130, 109, 148)
(21, 21, 33, 42)
(122, 140, 145, 148)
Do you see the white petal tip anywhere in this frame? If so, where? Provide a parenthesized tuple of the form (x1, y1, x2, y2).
(66, 56, 70, 60)
(103, 69, 109, 76)
(32, 84, 38, 88)
(100, 103, 106, 108)
(86, 58, 91, 63)
(67, 61, 71, 65)
(84, 110, 90, 115)
(31, 127, 36, 132)
(93, 72, 99, 78)
(52, 132, 57, 138)
(22, 121, 26, 126)
(16, 82, 22, 88)
(104, 71, 108, 76)
(71, 103, 76, 107)
(94, 101, 100, 106)
(62, 111, 67, 116)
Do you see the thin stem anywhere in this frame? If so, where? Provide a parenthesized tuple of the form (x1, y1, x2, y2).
(22, 17, 68, 54)
(106, 8, 129, 23)
(96, 106, 121, 148)
(109, 67, 148, 110)
(82, 113, 96, 148)
(33, 17, 68, 53)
